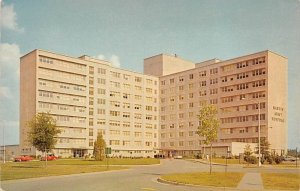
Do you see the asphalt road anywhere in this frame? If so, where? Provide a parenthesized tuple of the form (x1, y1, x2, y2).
(1, 159, 299, 191)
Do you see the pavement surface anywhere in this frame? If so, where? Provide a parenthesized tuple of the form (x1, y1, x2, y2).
(1, 159, 299, 191)
(237, 173, 263, 190)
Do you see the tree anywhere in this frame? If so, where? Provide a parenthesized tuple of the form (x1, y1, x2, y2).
(196, 104, 220, 174)
(244, 144, 256, 165)
(93, 133, 106, 161)
(244, 144, 252, 158)
(256, 138, 270, 164)
(27, 112, 61, 165)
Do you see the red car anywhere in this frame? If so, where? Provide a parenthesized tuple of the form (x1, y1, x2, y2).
(41, 154, 58, 161)
(14, 155, 33, 162)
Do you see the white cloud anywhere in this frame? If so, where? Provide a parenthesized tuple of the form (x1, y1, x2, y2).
(0, 86, 12, 99)
(110, 55, 120, 68)
(95, 54, 106, 60)
(0, 43, 21, 78)
(94, 53, 121, 68)
(0, 3, 24, 32)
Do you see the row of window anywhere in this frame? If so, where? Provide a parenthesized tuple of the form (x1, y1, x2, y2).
(39, 80, 85, 92)
(39, 56, 85, 70)
(161, 141, 200, 147)
(161, 57, 266, 86)
(221, 114, 266, 124)
(38, 91, 85, 103)
(39, 102, 85, 113)
(108, 71, 157, 85)
(39, 68, 85, 82)
(95, 119, 157, 129)
(161, 131, 196, 138)
(107, 140, 156, 147)
(221, 126, 265, 135)
(160, 122, 196, 129)
(161, 81, 266, 98)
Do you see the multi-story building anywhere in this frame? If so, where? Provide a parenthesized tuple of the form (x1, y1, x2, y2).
(20, 49, 287, 158)
(144, 51, 287, 157)
(20, 50, 159, 158)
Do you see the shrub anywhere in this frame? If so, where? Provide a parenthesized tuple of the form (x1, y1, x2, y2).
(265, 155, 274, 164)
(246, 156, 258, 164)
(274, 155, 284, 164)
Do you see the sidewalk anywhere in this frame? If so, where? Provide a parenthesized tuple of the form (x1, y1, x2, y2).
(237, 172, 263, 190)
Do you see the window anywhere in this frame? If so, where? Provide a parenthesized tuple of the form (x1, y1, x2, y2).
(123, 74, 130, 80)
(200, 80, 206, 87)
(252, 80, 266, 88)
(210, 78, 218, 85)
(170, 78, 174, 84)
(97, 99, 106, 104)
(98, 88, 106, 95)
(89, 139, 93, 147)
(110, 71, 120, 78)
(179, 113, 184, 119)
(179, 76, 184, 82)
(89, 87, 94, 95)
(135, 95, 142, 100)
(109, 140, 120, 145)
(210, 68, 218, 74)
(146, 88, 152, 93)
(98, 68, 106, 74)
(98, 109, 105, 115)
(199, 71, 206, 77)
(189, 74, 194, 79)
(237, 83, 249, 90)
(110, 111, 120, 116)
(123, 112, 130, 118)
(89, 66, 94, 75)
(110, 81, 120, 88)
(135, 76, 142, 83)
(189, 102, 194, 108)
(98, 78, 106, 84)
(123, 93, 130, 99)
(210, 88, 218, 95)
(179, 141, 184, 146)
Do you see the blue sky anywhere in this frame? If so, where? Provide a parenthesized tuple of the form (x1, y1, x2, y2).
(0, 0, 299, 148)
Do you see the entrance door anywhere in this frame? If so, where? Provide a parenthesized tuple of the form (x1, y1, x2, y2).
(73, 149, 85, 158)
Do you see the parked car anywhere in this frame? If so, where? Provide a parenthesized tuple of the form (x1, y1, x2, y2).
(14, 155, 33, 162)
(41, 154, 58, 161)
(284, 156, 299, 162)
(154, 154, 165, 159)
(174, 155, 183, 159)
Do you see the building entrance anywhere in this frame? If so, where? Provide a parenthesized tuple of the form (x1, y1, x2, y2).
(73, 149, 85, 158)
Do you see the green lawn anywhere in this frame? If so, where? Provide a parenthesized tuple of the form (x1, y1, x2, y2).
(0, 158, 160, 181)
(261, 173, 300, 190)
(161, 172, 244, 187)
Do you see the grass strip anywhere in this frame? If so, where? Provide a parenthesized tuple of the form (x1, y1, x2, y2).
(1, 163, 125, 181)
(161, 172, 244, 187)
(261, 173, 299, 190)
(1, 158, 159, 181)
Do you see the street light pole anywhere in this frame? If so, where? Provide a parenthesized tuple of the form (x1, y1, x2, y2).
(258, 101, 261, 167)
